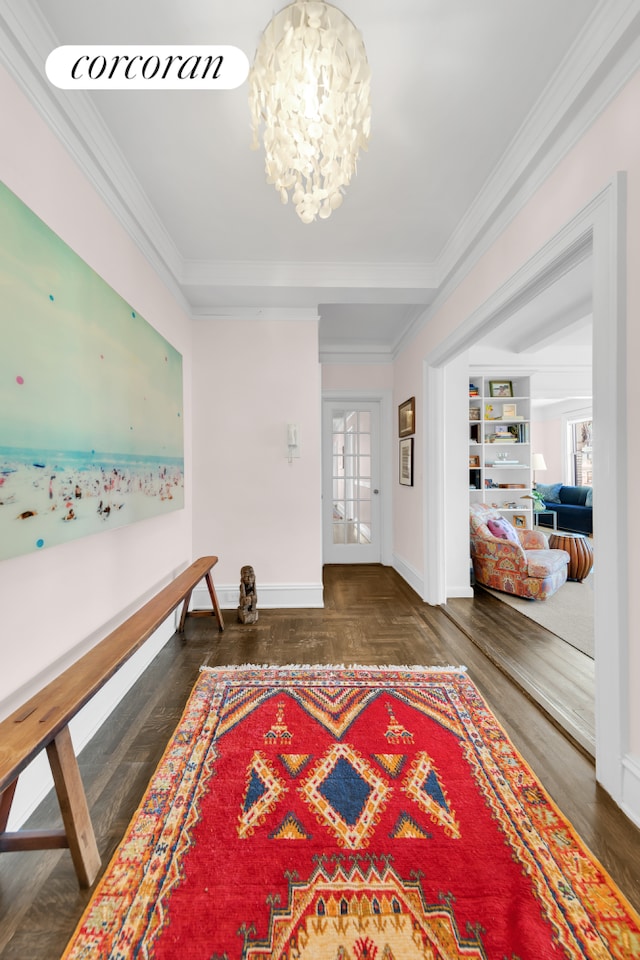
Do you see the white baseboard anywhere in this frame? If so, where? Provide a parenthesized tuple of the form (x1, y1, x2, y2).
(191, 582, 325, 610)
(7, 614, 177, 831)
(447, 585, 475, 598)
(391, 555, 425, 600)
(621, 753, 640, 830)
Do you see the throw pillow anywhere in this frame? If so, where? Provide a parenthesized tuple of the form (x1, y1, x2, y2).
(487, 517, 520, 543)
(536, 481, 563, 504)
(585, 487, 593, 507)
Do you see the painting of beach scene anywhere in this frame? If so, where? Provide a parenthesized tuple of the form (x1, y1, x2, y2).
(0, 180, 184, 562)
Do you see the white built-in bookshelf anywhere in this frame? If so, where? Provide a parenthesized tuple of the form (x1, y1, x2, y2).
(469, 374, 533, 528)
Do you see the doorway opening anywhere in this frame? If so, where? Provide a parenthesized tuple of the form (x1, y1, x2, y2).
(423, 175, 629, 810)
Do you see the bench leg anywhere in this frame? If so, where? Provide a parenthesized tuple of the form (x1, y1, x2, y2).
(205, 571, 225, 632)
(0, 774, 70, 855)
(0, 779, 18, 834)
(178, 575, 225, 633)
(46, 726, 101, 888)
(178, 589, 193, 632)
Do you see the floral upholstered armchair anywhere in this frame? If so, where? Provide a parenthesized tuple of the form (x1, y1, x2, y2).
(470, 503, 569, 601)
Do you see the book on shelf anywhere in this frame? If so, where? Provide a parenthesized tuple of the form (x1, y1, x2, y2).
(486, 423, 529, 443)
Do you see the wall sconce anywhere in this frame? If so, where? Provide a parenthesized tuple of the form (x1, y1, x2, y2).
(287, 423, 300, 463)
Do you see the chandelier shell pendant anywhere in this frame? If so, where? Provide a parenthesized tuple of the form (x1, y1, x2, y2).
(249, 0, 371, 224)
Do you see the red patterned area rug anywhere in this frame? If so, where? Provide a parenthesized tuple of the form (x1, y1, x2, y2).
(62, 665, 640, 959)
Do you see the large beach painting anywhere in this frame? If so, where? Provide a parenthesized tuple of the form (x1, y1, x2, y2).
(0, 180, 184, 562)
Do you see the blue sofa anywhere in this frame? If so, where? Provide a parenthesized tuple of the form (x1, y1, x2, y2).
(536, 483, 592, 535)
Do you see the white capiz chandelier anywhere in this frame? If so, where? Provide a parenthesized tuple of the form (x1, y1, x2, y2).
(249, 0, 371, 224)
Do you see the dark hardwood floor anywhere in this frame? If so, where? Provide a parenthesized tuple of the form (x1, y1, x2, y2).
(0, 564, 637, 958)
(444, 586, 595, 756)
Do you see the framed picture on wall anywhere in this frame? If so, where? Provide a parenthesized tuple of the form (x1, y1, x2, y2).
(399, 437, 414, 486)
(398, 397, 415, 437)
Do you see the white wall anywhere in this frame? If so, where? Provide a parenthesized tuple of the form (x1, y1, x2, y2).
(0, 65, 193, 825)
(191, 317, 323, 609)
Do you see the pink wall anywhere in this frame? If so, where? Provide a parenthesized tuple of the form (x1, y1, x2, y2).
(391, 356, 424, 572)
(192, 318, 322, 589)
(393, 67, 640, 745)
(322, 363, 394, 391)
(0, 65, 193, 714)
(531, 418, 563, 484)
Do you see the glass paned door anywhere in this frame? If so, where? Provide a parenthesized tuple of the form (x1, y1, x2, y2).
(323, 401, 380, 563)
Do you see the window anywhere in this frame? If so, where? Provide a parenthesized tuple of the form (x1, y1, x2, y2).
(570, 419, 592, 486)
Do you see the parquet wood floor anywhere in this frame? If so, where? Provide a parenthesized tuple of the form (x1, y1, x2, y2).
(0, 564, 637, 958)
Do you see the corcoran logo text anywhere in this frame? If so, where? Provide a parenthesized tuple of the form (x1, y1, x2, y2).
(46, 45, 249, 90)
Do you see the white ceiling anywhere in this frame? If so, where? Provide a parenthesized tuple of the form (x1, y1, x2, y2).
(1, 0, 634, 359)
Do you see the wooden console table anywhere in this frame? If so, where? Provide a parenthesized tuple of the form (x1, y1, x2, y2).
(549, 532, 594, 582)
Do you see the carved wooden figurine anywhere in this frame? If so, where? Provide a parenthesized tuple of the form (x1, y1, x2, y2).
(238, 564, 258, 623)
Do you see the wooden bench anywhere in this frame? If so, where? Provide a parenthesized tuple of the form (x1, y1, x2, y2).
(0, 556, 224, 887)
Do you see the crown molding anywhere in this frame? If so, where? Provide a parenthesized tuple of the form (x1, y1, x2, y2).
(398, 0, 640, 357)
(2, 0, 638, 345)
(181, 258, 438, 290)
(192, 306, 319, 322)
(469, 362, 591, 376)
(437, 0, 640, 286)
(319, 343, 394, 364)
(0, 0, 189, 313)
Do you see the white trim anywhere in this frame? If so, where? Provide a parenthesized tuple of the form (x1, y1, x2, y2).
(446, 585, 474, 599)
(182, 258, 438, 289)
(0, 3, 188, 313)
(394, 2, 640, 360)
(434, 2, 640, 286)
(192, 307, 320, 323)
(425, 175, 632, 817)
(561, 407, 593, 485)
(423, 364, 446, 604)
(591, 174, 628, 800)
(3, 1, 639, 332)
(391, 554, 424, 599)
(428, 232, 594, 368)
(621, 754, 640, 830)
(192, 582, 324, 610)
(319, 347, 394, 365)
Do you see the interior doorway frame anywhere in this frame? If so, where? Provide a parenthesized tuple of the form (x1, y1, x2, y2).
(422, 174, 635, 817)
